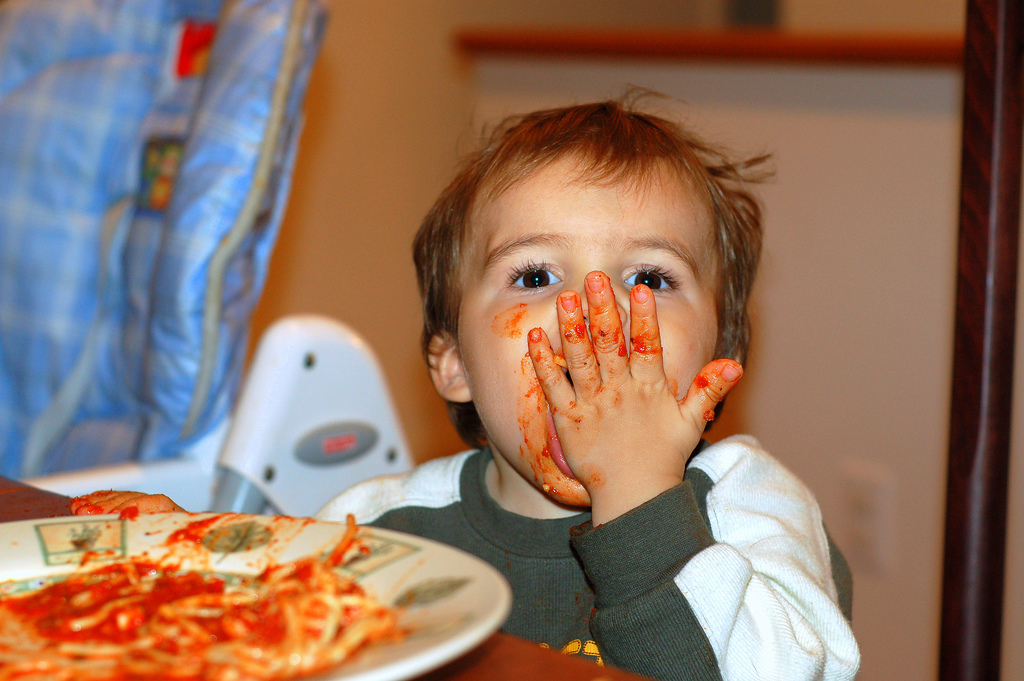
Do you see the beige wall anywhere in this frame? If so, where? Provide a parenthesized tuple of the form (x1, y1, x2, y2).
(783, 0, 964, 32)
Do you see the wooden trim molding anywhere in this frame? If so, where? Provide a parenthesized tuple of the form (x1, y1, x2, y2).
(455, 28, 963, 67)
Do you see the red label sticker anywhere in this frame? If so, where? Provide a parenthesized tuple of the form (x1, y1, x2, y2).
(322, 434, 359, 456)
(177, 21, 217, 77)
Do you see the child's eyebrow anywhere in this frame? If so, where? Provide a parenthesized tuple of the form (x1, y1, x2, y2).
(482, 234, 572, 274)
(481, 233, 707, 281)
(626, 236, 706, 282)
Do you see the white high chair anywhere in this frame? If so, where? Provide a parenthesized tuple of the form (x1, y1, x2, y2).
(211, 316, 413, 516)
(29, 315, 414, 516)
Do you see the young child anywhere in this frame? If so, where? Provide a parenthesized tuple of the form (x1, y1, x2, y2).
(75, 99, 860, 680)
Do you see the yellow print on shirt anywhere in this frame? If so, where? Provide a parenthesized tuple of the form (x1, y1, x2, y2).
(539, 639, 604, 665)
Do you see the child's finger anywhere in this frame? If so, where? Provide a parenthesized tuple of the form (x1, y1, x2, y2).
(678, 359, 744, 429)
(118, 494, 183, 514)
(69, 489, 116, 513)
(583, 271, 629, 384)
(70, 495, 95, 514)
(70, 490, 181, 515)
(627, 284, 666, 384)
(527, 327, 577, 408)
(70, 490, 131, 514)
(70, 501, 108, 515)
(557, 290, 601, 395)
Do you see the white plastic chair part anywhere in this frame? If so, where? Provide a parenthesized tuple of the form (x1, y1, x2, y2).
(28, 315, 414, 515)
(209, 315, 414, 517)
(24, 417, 229, 512)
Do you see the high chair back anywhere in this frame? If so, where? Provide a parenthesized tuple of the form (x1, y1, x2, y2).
(0, 0, 326, 481)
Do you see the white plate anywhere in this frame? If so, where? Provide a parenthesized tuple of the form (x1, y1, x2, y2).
(0, 512, 513, 681)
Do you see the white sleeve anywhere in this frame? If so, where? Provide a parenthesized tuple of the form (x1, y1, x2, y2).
(677, 435, 860, 681)
(314, 450, 471, 523)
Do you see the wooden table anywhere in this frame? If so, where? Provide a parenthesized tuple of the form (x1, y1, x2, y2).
(0, 475, 650, 681)
(0, 475, 75, 520)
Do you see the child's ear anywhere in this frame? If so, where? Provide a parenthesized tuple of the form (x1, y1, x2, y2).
(427, 333, 472, 403)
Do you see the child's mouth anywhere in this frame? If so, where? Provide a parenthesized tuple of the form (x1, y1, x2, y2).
(545, 411, 574, 478)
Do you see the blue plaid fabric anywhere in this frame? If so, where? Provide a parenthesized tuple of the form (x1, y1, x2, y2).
(0, 0, 326, 477)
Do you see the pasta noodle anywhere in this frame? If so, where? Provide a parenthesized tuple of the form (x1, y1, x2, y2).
(0, 516, 401, 681)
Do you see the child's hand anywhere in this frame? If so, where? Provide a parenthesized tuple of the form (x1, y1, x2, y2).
(70, 490, 185, 516)
(527, 271, 742, 525)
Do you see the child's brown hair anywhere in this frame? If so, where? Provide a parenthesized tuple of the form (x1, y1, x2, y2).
(414, 96, 770, 447)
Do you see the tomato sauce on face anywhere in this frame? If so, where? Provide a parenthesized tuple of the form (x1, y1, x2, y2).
(491, 303, 529, 339)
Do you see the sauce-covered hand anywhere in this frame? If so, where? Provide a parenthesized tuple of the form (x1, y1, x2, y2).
(527, 271, 742, 525)
(71, 490, 185, 517)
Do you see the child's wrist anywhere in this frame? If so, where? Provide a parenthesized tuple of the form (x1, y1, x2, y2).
(589, 474, 683, 526)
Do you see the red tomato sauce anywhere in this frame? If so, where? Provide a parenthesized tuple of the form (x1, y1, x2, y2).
(166, 515, 223, 545)
(118, 505, 140, 520)
(563, 323, 587, 344)
(4, 562, 234, 647)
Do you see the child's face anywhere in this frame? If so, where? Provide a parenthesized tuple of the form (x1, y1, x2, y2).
(435, 158, 720, 515)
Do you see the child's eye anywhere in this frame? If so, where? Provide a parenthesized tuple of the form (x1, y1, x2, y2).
(512, 267, 562, 289)
(625, 268, 675, 290)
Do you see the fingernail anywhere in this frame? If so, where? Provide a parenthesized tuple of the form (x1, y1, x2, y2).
(632, 285, 650, 303)
(528, 328, 544, 342)
(586, 272, 603, 293)
(560, 291, 578, 312)
(721, 361, 742, 382)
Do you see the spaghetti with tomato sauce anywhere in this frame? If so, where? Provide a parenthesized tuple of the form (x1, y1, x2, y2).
(0, 517, 401, 681)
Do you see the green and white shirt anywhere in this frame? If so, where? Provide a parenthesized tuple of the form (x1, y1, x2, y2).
(316, 434, 860, 681)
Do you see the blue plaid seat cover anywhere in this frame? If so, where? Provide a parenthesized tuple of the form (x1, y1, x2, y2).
(0, 0, 325, 477)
